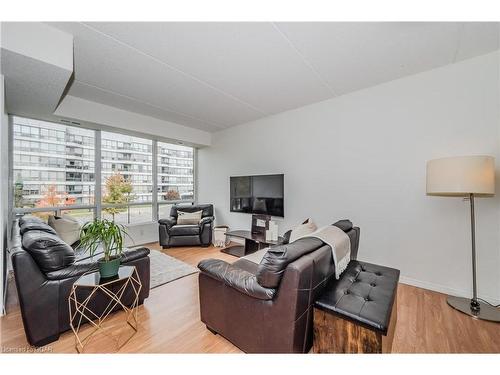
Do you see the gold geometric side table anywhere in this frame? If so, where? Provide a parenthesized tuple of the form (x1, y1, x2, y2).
(68, 266, 142, 353)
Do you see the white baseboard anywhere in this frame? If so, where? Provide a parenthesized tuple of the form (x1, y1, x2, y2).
(399, 276, 500, 305)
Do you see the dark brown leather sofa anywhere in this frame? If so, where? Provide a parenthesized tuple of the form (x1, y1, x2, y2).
(198, 220, 360, 353)
(10, 216, 150, 347)
(158, 204, 214, 248)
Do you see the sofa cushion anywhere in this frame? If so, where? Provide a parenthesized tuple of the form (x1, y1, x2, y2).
(19, 219, 58, 236)
(171, 204, 213, 218)
(22, 230, 76, 272)
(19, 215, 44, 226)
(170, 224, 200, 236)
(256, 237, 324, 288)
(48, 214, 81, 245)
(177, 210, 202, 225)
(332, 219, 353, 232)
(282, 230, 292, 244)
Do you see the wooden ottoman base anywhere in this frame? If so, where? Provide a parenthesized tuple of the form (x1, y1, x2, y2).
(313, 294, 397, 354)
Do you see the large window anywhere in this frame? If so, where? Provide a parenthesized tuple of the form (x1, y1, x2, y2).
(12, 117, 95, 223)
(157, 141, 194, 221)
(11, 116, 195, 225)
(101, 131, 153, 224)
(157, 142, 194, 202)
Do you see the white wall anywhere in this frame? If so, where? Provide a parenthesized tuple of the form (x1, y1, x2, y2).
(125, 222, 159, 248)
(55, 96, 212, 147)
(198, 52, 500, 303)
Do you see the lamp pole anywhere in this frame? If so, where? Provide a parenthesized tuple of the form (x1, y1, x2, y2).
(469, 193, 480, 311)
(446, 192, 500, 321)
(427, 155, 499, 322)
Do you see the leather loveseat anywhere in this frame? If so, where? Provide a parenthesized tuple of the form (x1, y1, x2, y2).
(158, 204, 214, 248)
(10, 216, 150, 347)
(197, 220, 360, 353)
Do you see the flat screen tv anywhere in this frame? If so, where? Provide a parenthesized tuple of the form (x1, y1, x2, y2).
(230, 174, 284, 217)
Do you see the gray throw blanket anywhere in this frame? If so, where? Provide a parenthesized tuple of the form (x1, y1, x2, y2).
(240, 225, 351, 279)
(299, 225, 351, 279)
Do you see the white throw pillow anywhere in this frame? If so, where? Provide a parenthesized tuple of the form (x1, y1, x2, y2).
(48, 214, 82, 246)
(177, 210, 203, 225)
(289, 218, 317, 243)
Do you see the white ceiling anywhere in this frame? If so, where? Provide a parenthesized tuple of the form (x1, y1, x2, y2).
(48, 22, 500, 132)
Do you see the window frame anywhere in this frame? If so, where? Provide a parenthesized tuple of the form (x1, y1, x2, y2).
(10, 116, 196, 226)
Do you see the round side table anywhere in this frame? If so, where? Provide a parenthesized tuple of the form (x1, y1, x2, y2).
(68, 266, 142, 353)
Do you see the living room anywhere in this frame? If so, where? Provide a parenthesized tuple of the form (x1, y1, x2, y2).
(1, 0, 500, 371)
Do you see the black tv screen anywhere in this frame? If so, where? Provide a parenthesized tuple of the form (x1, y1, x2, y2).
(230, 174, 284, 217)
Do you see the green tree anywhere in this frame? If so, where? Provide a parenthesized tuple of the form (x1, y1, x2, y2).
(102, 173, 135, 222)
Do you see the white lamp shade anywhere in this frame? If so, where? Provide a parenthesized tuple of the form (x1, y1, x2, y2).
(426, 155, 495, 196)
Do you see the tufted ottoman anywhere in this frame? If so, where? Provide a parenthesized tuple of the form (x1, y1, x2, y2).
(313, 260, 400, 353)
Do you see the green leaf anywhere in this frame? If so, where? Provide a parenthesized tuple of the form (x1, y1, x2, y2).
(76, 218, 129, 260)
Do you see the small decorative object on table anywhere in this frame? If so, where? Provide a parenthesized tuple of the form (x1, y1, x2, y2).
(251, 214, 271, 235)
(213, 225, 230, 248)
(69, 266, 142, 353)
(77, 219, 129, 278)
(266, 220, 278, 242)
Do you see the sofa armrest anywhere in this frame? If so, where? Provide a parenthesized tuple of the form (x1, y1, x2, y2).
(199, 216, 214, 226)
(11, 250, 50, 292)
(11, 249, 60, 346)
(45, 261, 97, 280)
(121, 247, 150, 263)
(199, 217, 214, 246)
(198, 258, 275, 300)
(46, 247, 151, 280)
(159, 216, 176, 229)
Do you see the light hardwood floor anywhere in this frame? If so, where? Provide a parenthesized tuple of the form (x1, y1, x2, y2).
(1, 243, 499, 353)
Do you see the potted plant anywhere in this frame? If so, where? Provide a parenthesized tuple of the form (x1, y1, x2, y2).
(78, 219, 129, 278)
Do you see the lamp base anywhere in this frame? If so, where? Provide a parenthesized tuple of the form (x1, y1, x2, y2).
(447, 295, 500, 322)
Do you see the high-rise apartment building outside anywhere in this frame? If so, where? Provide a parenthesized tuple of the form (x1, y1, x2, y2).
(12, 116, 194, 223)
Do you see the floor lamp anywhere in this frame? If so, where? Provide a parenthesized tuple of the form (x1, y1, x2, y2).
(426, 155, 499, 322)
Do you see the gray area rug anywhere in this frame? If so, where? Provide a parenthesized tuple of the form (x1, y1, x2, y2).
(149, 249, 198, 289)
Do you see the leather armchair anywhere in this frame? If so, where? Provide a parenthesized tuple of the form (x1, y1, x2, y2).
(197, 221, 360, 353)
(10, 217, 150, 347)
(158, 204, 214, 248)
